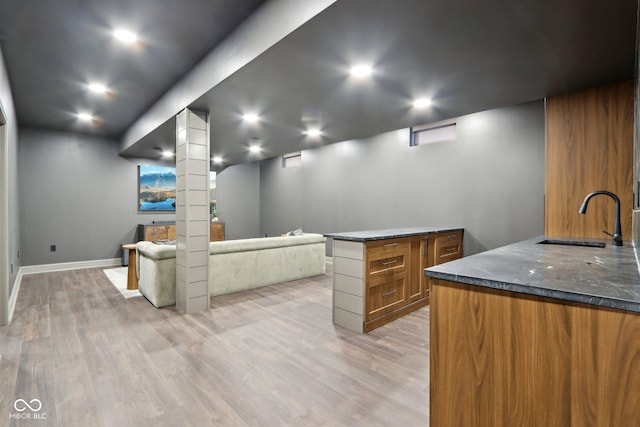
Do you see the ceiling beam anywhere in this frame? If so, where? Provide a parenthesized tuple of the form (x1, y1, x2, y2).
(119, 0, 338, 153)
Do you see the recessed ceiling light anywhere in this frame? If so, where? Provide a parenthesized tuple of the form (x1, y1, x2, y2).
(413, 98, 432, 109)
(305, 128, 322, 137)
(249, 144, 261, 154)
(113, 28, 138, 44)
(243, 113, 259, 123)
(161, 150, 174, 158)
(350, 64, 373, 78)
(212, 156, 224, 164)
(88, 83, 108, 94)
(77, 112, 94, 122)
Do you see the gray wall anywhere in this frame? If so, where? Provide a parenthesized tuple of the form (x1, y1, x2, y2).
(16, 100, 544, 265)
(17, 127, 262, 266)
(260, 156, 304, 235)
(18, 128, 176, 265)
(259, 101, 545, 256)
(216, 161, 261, 240)
(0, 44, 19, 322)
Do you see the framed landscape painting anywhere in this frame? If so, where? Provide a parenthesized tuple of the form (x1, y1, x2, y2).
(138, 164, 177, 211)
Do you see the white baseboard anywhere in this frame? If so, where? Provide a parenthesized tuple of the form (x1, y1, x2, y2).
(20, 258, 121, 275)
(7, 258, 120, 323)
(8, 268, 22, 323)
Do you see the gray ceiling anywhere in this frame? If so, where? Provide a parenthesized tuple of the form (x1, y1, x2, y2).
(0, 0, 266, 137)
(1, 0, 638, 169)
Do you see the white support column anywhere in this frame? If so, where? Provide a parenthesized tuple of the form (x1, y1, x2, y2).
(175, 108, 210, 314)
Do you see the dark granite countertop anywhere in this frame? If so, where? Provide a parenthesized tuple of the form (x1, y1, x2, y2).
(324, 227, 462, 242)
(425, 236, 640, 314)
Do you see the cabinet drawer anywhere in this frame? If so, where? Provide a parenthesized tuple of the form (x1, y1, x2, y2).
(436, 241, 462, 263)
(434, 230, 463, 264)
(366, 239, 410, 275)
(366, 271, 406, 321)
(368, 254, 407, 275)
(366, 240, 410, 259)
(435, 230, 463, 244)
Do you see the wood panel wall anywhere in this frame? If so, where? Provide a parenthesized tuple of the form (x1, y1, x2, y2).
(545, 80, 634, 241)
(430, 279, 640, 426)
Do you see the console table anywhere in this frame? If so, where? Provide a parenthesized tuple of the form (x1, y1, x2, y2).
(137, 222, 225, 242)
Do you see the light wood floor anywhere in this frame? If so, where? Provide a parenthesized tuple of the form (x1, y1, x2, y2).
(0, 263, 429, 426)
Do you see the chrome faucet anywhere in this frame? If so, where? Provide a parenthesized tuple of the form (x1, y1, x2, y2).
(578, 190, 623, 246)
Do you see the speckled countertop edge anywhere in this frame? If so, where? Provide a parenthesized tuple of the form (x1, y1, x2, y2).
(425, 236, 640, 314)
(324, 227, 462, 242)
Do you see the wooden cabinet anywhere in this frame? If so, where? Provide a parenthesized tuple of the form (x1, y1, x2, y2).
(365, 238, 410, 321)
(545, 80, 633, 241)
(419, 230, 463, 301)
(434, 230, 463, 265)
(138, 222, 225, 242)
(138, 222, 176, 241)
(408, 238, 428, 303)
(332, 229, 463, 333)
(209, 223, 225, 241)
(431, 278, 640, 426)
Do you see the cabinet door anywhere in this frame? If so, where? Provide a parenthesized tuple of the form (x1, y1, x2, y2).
(365, 238, 410, 321)
(366, 270, 407, 321)
(408, 237, 425, 302)
(423, 237, 436, 300)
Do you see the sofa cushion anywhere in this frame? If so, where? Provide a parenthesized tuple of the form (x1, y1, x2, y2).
(137, 241, 176, 260)
(137, 233, 326, 259)
(208, 233, 325, 255)
(135, 232, 327, 305)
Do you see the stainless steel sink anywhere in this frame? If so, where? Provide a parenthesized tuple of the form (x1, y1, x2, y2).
(537, 239, 606, 248)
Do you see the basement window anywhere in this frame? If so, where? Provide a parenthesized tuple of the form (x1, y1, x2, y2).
(282, 151, 302, 168)
(410, 119, 457, 146)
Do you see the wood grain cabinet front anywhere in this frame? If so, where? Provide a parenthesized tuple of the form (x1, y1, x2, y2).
(332, 229, 463, 333)
(365, 239, 410, 321)
(138, 223, 174, 241)
(425, 230, 464, 301)
(209, 223, 225, 241)
(410, 237, 431, 303)
(366, 239, 410, 275)
(434, 230, 463, 264)
(138, 222, 225, 242)
(366, 271, 407, 321)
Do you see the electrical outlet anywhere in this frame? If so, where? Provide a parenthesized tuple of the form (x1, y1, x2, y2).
(50, 245, 56, 252)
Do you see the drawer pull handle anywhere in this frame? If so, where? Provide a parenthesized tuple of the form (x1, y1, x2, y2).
(445, 247, 457, 252)
(383, 243, 398, 247)
(382, 260, 398, 266)
(446, 234, 457, 239)
(382, 290, 397, 297)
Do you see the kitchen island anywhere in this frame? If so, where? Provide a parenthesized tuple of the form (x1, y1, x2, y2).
(425, 236, 640, 426)
(325, 227, 463, 333)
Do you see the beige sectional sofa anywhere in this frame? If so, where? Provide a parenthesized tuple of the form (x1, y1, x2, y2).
(136, 233, 327, 307)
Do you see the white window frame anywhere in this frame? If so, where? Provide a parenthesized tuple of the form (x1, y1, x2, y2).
(410, 118, 457, 146)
